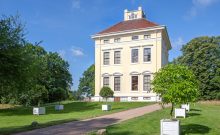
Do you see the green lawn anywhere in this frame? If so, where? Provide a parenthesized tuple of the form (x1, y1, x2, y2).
(106, 103, 220, 135)
(0, 101, 153, 134)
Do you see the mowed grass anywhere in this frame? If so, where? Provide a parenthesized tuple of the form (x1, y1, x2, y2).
(0, 101, 153, 134)
(106, 102, 220, 135)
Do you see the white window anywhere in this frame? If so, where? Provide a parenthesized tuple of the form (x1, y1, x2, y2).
(143, 75, 151, 92)
(103, 52, 110, 65)
(143, 97, 151, 100)
(114, 38, 121, 43)
(131, 49, 138, 63)
(144, 34, 151, 39)
(131, 97, 138, 100)
(103, 77, 109, 86)
(103, 39, 109, 43)
(114, 77, 120, 91)
(132, 35, 139, 40)
(131, 76, 138, 91)
(143, 48, 151, 62)
(114, 51, 121, 64)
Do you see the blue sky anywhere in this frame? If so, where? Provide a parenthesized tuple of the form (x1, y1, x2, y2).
(0, 0, 219, 90)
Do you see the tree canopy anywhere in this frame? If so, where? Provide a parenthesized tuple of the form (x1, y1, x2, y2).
(77, 64, 95, 98)
(99, 87, 114, 102)
(0, 15, 72, 105)
(174, 36, 220, 100)
(152, 64, 199, 116)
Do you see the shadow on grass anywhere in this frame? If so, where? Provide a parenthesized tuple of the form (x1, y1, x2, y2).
(187, 112, 201, 117)
(190, 108, 201, 112)
(0, 118, 79, 135)
(0, 102, 101, 116)
(181, 124, 211, 135)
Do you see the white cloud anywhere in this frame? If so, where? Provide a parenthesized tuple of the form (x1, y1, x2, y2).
(58, 50, 66, 59)
(184, 0, 218, 20)
(172, 37, 185, 51)
(72, 0, 81, 9)
(71, 47, 84, 56)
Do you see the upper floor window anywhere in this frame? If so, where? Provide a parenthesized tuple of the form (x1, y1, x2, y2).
(144, 34, 151, 39)
(114, 38, 121, 43)
(131, 76, 138, 91)
(103, 52, 110, 65)
(114, 51, 121, 64)
(131, 49, 138, 63)
(143, 75, 151, 92)
(132, 35, 139, 40)
(103, 77, 109, 86)
(103, 39, 109, 44)
(114, 77, 120, 91)
(143, 48, 151, 62)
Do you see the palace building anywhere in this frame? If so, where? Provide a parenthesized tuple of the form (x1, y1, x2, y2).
(91, 7, 171, 102)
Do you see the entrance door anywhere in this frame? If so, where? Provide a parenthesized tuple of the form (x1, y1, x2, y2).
(114, 97, 120, 102)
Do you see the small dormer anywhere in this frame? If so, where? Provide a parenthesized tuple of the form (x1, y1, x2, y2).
(124, 7, 146, 21)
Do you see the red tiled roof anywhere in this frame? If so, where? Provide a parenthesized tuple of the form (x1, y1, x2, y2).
(97, 19, 158, 35)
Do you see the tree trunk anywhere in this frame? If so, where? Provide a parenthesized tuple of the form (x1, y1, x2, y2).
(170, 103, 174, 117)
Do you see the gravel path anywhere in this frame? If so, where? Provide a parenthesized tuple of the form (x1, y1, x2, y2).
(15, 103, 168, 135)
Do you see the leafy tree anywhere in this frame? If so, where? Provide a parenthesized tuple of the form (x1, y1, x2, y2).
(0, 15, 28, 103)
(174, 36, 220, 100)
(78, 64, 95, 98)
(29, 84, 48, 107)
(152, 64, 199, 116)
(44, 52, 72, 102)
(99, 87, 114, 103)
(52, 87, 67, 105)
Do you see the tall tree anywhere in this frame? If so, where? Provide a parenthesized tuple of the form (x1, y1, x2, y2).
(78, 64, 95, 98)
(0, 15, 28, 103)
(152, 64, 199, 116)
(174, 36, 220, 100)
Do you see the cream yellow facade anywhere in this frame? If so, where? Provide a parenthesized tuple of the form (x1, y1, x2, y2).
(91, 7, 171, 102)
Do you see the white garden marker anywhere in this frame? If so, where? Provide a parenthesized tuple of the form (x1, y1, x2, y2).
(160, 119, 180, 135)
(55, 105, 64, 110)
(33, 107, 46, 115)
(102, 104, 111, 111)
(175, 108, 186, 118)
(181, 104, 190, 111)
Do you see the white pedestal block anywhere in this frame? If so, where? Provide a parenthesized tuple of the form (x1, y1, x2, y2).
(181, 104, 190, 111)
(160, 119, 180, 135)
(55, 105, 64, 110)
(33, 107, 46, 115)
(102, 104, 111, 111)
(175, 108, 186, 118)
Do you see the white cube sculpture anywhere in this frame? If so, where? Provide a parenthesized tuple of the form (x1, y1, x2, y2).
(175, 108, 186, 118)
(181, 104, 190, 111)
(55, 105, 64, 110)
(102, 104, 111, 111)
(161, 119, 180, 135)
(33, 107, 46, 115)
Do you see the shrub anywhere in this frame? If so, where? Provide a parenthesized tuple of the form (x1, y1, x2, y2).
(216, 93, 220, 100)
(99, 87, 114, 102)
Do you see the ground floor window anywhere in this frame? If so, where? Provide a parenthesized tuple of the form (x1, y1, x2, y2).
(103, 77, 109, 87)
(143, 75, 151, 92)
(131, 76, 138, 91)
(114, 77, 120, 91)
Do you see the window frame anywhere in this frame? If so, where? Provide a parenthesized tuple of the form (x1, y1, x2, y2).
(132, 35, 139, 40)
(103, 77, 109, 87)
(143, 48, 151, 62)
(131, 49, 139, 63)
(114, 77, 120, 91)
(114, 38, 121, 43)
(103, 39, 109, 44)
(114, 51, 121, 64)
(143, 75, 151, 92)
(103, 52, 110, 65)
(144, 34, 151, 39)
(131, 76, 138, 91)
